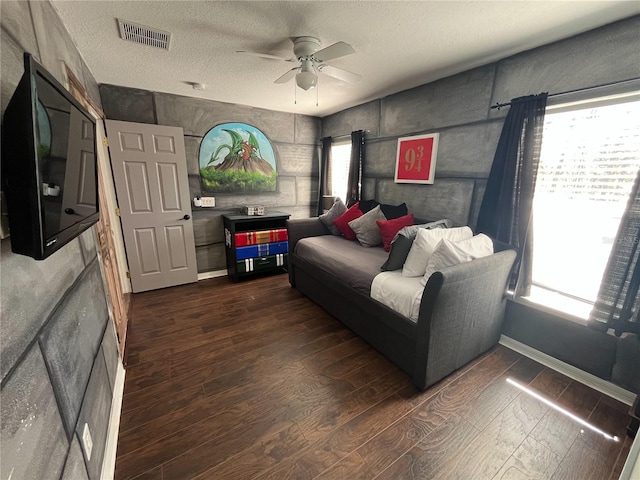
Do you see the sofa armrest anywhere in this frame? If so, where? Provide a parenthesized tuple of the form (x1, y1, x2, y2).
(287, 218, 331, 253)
(412, 249, 517, 389)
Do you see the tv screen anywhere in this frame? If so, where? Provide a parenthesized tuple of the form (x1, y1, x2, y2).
(1, 53, 99, 260)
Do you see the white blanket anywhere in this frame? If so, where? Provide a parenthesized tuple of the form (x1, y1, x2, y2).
(370, 271, 424, 322)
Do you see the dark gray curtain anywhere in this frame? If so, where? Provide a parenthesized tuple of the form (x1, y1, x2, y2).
(589, 168, 640, 336)
(346, 130, 365, 207)
(317, 136, 332, 216)
(476, 93, 548, 296)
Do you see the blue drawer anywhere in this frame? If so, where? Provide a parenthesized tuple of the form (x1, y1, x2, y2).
(235, 241, 288, 260)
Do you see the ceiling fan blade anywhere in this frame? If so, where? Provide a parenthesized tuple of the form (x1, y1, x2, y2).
(274, 67, 298, 84)
(313, 41, 355, 62)
(236, 51, 294, 62)
(318, 64, 362, 84)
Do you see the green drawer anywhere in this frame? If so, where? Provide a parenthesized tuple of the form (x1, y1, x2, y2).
(235, 253, 287, 274)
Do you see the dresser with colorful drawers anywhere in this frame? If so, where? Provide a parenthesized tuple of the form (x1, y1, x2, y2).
(223, 211, 290, 281)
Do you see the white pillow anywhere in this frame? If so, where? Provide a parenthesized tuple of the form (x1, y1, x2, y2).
(402, 226, 473, 277)
(420, 234, 494, 286)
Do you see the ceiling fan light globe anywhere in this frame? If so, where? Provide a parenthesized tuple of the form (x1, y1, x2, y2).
(296, 71, 317, 91)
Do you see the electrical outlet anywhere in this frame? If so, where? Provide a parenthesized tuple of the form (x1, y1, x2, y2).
(82, 423, 93, 461)
(201, 196, 215, 207)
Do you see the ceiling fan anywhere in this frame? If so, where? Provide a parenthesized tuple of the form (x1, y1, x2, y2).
(237, 36, 361, 91)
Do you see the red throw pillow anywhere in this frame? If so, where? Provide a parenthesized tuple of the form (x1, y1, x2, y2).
(333, 203, 363, 240)
(377, 213, 415, 252)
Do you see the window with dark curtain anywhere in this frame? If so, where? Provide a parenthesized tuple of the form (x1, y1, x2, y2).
(346, 130, 365, 207)
(317, 136, 332, 216)
(477, 93, 548, 296)
(590, 168, 640, 336)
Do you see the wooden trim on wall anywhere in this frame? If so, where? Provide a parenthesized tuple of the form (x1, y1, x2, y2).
(65, 65, 104, 117)
(64, 63, 129, 359)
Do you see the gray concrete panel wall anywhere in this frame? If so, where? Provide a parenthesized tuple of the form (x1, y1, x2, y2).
(101, 85, 320, 273)
(61, 437, 90, 480)
(377, 179, 474, 226)
(0, 346, 69, 480)
(0, 238, 85, 381)
(0, 1, 39, 56)
(29, 0, 86, 87)
(1, 3, 119, 480)
(101, 323, 120, 390)
(490, 16, 640, 115)
(364, 139, 398, 178)
(99, 84, 156, 124)
(154, 91, 296, 142)
(434, 122, 502, 178)
(39, 261, 109, 434)
(278, 144, 319, 176)
(184, 136, 203, 176)
(295, 114, 322, 144)
(0, 30, 27, 111)
(380, 65, 495, 136)
(322, 101, 381, 138)
(75, 354, 112, 480)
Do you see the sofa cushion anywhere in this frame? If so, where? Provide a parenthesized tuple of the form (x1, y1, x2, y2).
(333, 202, 363, 240)
(380, 219, 453, 272)
(421, 234, 494, 286)
(319, 197, 347, 235)
(377, 214, 415, 252)
(402, 226, 473, 277)
(294, 235, 388, 294)
(349, 205, 387, 247)
(380, 202, 409, 220)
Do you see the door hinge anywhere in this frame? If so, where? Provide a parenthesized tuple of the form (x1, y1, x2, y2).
(126, 271, 130, 279)
(102, 137, 108, 147)
(115, 208, 120, 217)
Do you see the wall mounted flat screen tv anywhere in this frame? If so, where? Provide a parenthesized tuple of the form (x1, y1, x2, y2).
(1, 53, 99, 260)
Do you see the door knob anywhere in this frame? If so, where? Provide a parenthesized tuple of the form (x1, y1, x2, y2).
(182, 214, 191, 220)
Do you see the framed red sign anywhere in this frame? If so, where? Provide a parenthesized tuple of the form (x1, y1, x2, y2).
(394, 133, 439, 184)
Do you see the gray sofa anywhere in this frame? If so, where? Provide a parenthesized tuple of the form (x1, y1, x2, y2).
(287, 217, 517, 391)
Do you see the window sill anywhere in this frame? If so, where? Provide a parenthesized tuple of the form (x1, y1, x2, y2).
(510, 287, 592, 327)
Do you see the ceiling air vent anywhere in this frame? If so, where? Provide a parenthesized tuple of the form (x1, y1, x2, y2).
(117, 19, 171, 50)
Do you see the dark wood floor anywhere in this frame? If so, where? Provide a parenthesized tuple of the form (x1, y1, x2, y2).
(115, 273, 632, 480)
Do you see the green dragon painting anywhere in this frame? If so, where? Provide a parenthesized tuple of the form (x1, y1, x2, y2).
(199, 123, 277, 193)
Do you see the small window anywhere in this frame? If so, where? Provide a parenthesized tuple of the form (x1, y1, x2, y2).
(330, 142, 351, 203)
(527, 94, 640, 318)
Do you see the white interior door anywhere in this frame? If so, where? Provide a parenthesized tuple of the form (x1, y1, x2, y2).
(106, 120, 197, 293)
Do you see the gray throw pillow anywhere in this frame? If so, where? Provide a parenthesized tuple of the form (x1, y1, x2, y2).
(380, 218, 453, 271)
(319, 198, 347, 235)
(396, 218, 453, 241)
(348, 205, 387, 247)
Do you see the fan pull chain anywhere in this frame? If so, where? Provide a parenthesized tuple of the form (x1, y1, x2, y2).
(294, 81, 297, 105)
(316, 81, 319, 107)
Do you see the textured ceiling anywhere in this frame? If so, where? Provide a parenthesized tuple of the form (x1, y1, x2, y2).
(51, 1, 640, 117)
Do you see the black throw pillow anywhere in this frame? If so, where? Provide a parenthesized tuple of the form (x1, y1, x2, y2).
(380, 235, 414, 271)
(380, 202, 408, 220)
(358, 199, 380, 213)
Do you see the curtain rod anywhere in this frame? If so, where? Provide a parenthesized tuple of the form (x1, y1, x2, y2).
(326, 129, 370, 141)
(490, 77, 640, 110)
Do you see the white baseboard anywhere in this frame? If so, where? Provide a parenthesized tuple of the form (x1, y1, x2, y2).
(197, 269, 228, 281)
(499, 335, 636, 406)
(100, 360, 126, 480)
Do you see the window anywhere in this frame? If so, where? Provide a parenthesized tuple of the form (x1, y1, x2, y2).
(329, 142, 352, 203)
(527, 94, 640, 318)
